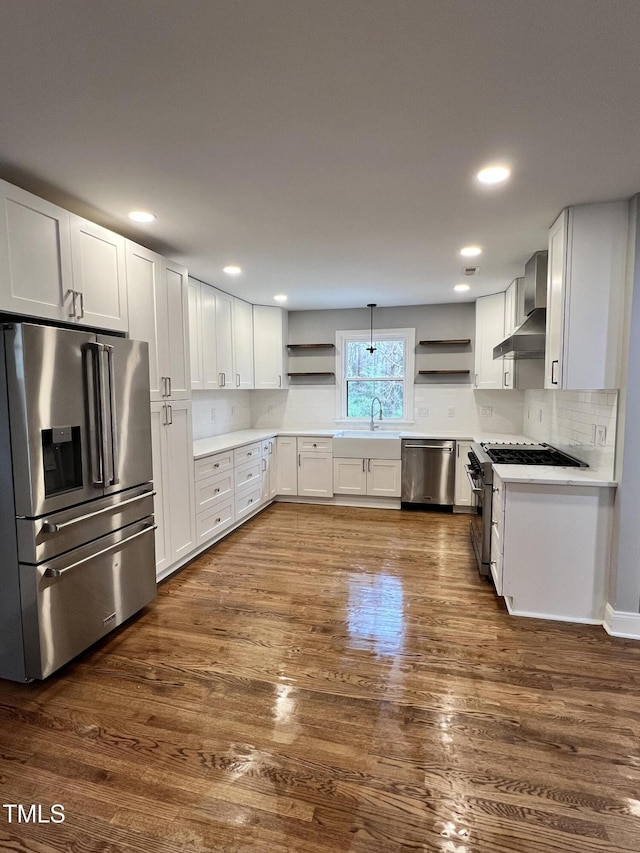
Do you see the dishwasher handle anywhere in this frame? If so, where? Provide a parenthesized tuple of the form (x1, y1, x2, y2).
(403, 443, 454, 451)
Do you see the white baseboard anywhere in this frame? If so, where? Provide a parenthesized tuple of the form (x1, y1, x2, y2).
(603, 603, 640, 639)
(504, 596, 602, 625)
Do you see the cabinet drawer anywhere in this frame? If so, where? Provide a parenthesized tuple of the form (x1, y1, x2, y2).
(234, 459, 262, 491)
(297, 436, 332, 453)
(195, 450, 233, 482)
(233, 442, 262, 465)
(490, 545, 503, 595)
(235, 484, 262, 521)
(195, 470, 233, 512)
(196, 498, 234, 544)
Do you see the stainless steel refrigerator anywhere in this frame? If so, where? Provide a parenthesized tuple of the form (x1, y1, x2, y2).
(0, 322, 156, 681)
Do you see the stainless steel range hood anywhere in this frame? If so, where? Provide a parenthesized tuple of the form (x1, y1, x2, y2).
(493, 250, 548, 359)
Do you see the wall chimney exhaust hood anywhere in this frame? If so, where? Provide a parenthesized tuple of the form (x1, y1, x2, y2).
(493, 250, 548, 359)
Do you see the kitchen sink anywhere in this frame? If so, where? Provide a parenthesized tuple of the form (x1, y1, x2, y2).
(332, 430, 402, 459)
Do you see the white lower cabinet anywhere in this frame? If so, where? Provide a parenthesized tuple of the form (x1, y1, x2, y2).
(151, 401, 196, 579)
(333, 457, 401, 498)
(297, 437, 333, 498)
(491, 472, 614, 623)
(261, 438, 277, 502)
(276, 436, 298, 495)
(194, 449, 235, 547)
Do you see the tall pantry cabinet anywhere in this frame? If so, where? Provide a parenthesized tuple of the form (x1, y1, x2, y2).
(127, 241, 195, 579)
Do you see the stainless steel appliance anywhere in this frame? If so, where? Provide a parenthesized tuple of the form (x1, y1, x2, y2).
(493, 250, 548, 359)
(466, 441, 587, 577)
(0, 322, 156, 682)
(401, 439, 456, 508)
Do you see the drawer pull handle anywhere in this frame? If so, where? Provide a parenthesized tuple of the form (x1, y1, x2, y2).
(214, 488, 220, 494)
(214, 463, 220, 469)
(216, 517, 221, 524)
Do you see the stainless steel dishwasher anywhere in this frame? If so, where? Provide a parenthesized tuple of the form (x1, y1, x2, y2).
(401, 439, 456, 509)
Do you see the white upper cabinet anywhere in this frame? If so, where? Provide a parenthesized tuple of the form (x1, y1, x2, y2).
(0, 180, 73, 322)
(214, 288, 234, 388)
(253, 304, 288, 389)
(545, 202, 628, 391)
(69, 215, 128, 332)
(0, 181, 128, 331)
(188, 279, 204, 390)
(188, 279, 220, 392)
(232, 297, 254, 389)
(474, 292, 505, 390)
(126, 242, 190, 401)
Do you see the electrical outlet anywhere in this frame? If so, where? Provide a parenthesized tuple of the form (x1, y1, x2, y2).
(538, 408, 543, 423)
(480, 406, 493, 417)
(591, 424, 597, 445)
(231, 405, 236, 416)
(596, 425, 607, 447)
(267, 405, 274, 414)
(447, 406, 455, 418)
(418, 407, 428, 416)
(211, 407, 216, 421)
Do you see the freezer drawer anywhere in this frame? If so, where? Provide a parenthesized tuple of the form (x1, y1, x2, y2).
(16, 483, 154, 564)
(401, 439, 456, 506)
(19, 517, 156, 679)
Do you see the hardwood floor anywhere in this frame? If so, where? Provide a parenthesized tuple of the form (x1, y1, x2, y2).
(1, 503, 640, 852)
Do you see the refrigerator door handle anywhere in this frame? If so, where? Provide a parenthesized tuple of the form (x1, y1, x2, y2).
(86, 342, 106, 486)
(96, 344, 113, 487)
(43, 524, 157, 578)
(41, 490, 156, 533)
(105, 345, 120, 485)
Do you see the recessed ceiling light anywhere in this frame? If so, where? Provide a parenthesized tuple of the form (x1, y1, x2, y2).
(223, 265, 242, 276)
(274, 294, 287, 303)
(477, 165, 511, 185)
(460, 246, 482, 257)
(128, 210, 156, 223)
(454, 284, 470, 292)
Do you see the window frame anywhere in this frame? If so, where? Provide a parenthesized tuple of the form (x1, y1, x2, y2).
(335, 327, 415, 423)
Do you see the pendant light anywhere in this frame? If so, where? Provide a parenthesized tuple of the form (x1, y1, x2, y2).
(366, 303, 377, 354)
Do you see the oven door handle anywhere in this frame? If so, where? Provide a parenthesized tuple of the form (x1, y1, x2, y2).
(464, 466, 484, 494)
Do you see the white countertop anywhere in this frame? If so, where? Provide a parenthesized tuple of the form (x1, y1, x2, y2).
(193, 428, 616, 486)
(492, 464, 616, 487)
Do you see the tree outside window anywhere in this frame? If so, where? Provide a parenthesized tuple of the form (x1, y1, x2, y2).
(336, 328, 415, 421)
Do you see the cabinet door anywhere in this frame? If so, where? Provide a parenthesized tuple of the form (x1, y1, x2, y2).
(0, 181, 73, 321)
(164, 400, 196, 563)
(474, 293, 505, 390)
(69, 215, 128, 332)
(253, 305, 287, 389)
(163, 259, 190, 399)
(201, 285, 219, 390)
(367, 459, 401, 497)
(333, 457, 367, 495)
(276, 436, 298, 495)
(454, 441, 473, 507)
(268, 439, 278, 499)
(298, 452, 333, 497)
(545, 210, 566, 389)
(126, 242, 165, 401)
(188, 279, 203, 390)
(233, 297, 254, 389)
(150, 403, 171, 579)
(214, 289, 234, 389)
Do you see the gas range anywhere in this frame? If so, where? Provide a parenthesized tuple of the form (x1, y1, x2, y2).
(465, 441, 587, 578)
(479, 442, 588, 468)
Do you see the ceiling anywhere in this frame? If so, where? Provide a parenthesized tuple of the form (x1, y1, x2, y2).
(1, 0, 639, 310)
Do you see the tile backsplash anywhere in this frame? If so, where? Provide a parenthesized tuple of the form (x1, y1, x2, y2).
(191, 390, 252, 440)
(524, 389, 618, 476)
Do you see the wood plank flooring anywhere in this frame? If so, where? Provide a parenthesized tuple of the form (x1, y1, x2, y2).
(1, 503, 640, 852)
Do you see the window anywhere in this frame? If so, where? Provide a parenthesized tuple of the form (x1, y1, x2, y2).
(336, 328, 415, 421)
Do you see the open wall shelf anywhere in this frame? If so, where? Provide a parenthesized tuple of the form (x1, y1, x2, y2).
(418, 339, 471, 346)
(287, 372, 335, 377)
(418, 369, 470, 375)
(287, 343, 335, 349)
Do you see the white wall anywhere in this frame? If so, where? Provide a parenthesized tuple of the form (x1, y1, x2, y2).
(523, 389, 618, 478)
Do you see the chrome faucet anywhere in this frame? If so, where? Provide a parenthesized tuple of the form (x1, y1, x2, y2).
(369, 396, 383, 431)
